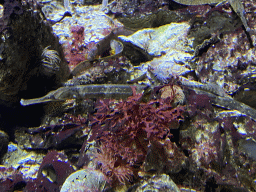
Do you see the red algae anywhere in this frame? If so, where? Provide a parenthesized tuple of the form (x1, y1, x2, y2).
(90, 85, 185, 186)
(65, 26, 86, 71)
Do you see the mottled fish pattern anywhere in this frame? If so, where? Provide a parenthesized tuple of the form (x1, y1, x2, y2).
(173, 0, 221, 5)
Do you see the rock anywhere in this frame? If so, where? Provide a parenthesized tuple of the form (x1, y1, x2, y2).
(118, 22, 192, 57)
(50, 4, 124, 68)
(119, 22, 193, 82)
(143, 139, 186, 174)
(24, 150, 74, 191)
(15, 116, 89, 150)
(2, 142, 44, 180)
(0, 130, 8, 161)
(135, 174, 181, 192)
(0, 0, 71, 132)
(107, 0, 168, 17)
(0, 0, 70, 103)
(60, 168, 108, 192)
(173, 0, 251, 33)
(180, 102, 256, 191)
(238, 138, 256, 160)
(0, 166, 26, 191)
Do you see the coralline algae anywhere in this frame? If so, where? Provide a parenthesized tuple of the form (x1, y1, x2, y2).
(51, 5, 123, 49)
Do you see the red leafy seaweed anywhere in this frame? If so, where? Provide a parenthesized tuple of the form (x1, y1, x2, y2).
(90, 85, 185, 185)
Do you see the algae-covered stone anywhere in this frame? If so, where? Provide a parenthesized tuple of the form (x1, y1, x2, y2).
(135, 174, 181, 192)
(119, 22, 194, 82)
(60, 168, 108, 192)
(118, 22, 192, 57)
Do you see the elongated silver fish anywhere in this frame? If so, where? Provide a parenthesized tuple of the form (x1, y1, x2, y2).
(20, 84, 147, 106)
(20, 79, 256, 121)
(172, 0, 221, 5)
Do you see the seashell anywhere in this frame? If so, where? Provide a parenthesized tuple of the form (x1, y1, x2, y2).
(160, 85, 186, 105)
(41, 45, 61, 74)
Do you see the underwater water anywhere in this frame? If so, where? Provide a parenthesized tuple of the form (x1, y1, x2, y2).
(0, 0, 256, 191)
